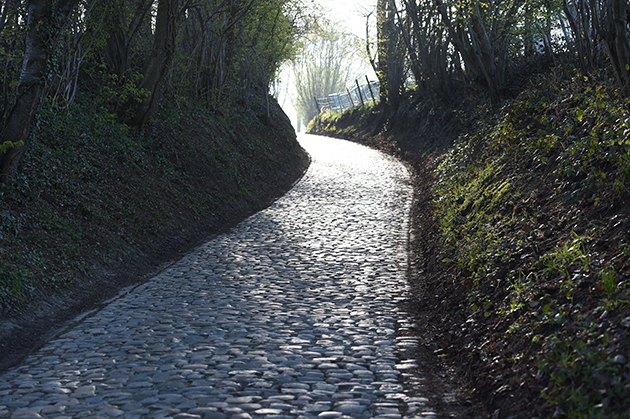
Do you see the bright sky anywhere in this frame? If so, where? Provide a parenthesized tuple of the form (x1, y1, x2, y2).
(318, 0, 374, 38)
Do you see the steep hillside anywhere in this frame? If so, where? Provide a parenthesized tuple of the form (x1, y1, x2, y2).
(0, 94, 309, 371)
(309, 67, 630, 418)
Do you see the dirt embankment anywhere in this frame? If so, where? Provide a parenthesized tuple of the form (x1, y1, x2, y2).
(0, 99, 309, 372)
(309, 73, 630, 418)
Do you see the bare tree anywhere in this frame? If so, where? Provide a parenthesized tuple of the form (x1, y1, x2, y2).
(49, 0, 107, 108)
(433, 0, 524, 99)
(562, 0, 630, 94)
(171, 0, 306, 112)
(291, 24, 364, 127)
(596, 0, 630, 93)
(395, 0, 459, 101)
(100, 0, 155, 80)
(123, 0, 180, 127)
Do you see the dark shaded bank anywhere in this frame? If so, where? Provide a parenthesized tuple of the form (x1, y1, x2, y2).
(309, 68, 630, 418)
(0, 96, 309, 372)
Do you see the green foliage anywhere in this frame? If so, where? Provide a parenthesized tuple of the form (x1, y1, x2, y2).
(490, 70, 630, 197)
(434, 150, 517, 281)
(0, 267, 31, 313)
(600, 267, 618, 299)
(171, 0, 308, 111)
(535, 232, 592, 282)
(307, 103, 377, 134)
(541, 330, 629, 418)
(0, 140, 24, 155)
(292, 23, 369, 128)
(0, 89, 303, 313)
(432, 67, 630, 417)
(0, 11, 27, 116)
(100, 71, 150, 106)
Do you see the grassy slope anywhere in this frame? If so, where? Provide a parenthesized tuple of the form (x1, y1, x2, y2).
(309, 67, 630, 418)
(0, 93, 309, 370)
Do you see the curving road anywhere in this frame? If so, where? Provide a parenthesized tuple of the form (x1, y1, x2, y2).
(0, 134, 435, 418)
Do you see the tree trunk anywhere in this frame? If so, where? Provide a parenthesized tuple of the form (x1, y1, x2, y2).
(469, 5, 500, 98)
(376, 0, 391, 106)
(0, 0, 78, 184)
(102, 0, 154, 80)
(563, 0, 590, 73)
(377, 0, 402, 108)
(435, 0, 480, 80)
(125, 0, 179, 128)
(366, 12, 378, 75)
(612, 0, 630, 93)
(104, 26, 130, 80)
(394, 4, 423, 89)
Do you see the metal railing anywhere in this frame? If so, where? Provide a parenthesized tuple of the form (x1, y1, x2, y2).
(315, 77, 380, 114)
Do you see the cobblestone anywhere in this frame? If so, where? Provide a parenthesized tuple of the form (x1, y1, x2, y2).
(0, 135, 434, 418)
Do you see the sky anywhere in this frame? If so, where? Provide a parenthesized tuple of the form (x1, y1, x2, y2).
(317, 0, 374, 38)
(278, 0, 375, 131)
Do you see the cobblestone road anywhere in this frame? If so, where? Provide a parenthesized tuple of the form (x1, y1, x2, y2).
(0, 135, 434, 419)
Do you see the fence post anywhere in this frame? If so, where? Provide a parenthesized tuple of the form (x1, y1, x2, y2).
(346, 88, 355, 107)
(355, 79, 365, 106)
(366, 75, 376, 103)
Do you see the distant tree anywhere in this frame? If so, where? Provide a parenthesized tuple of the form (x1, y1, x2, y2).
(291, 24, 365, 128)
